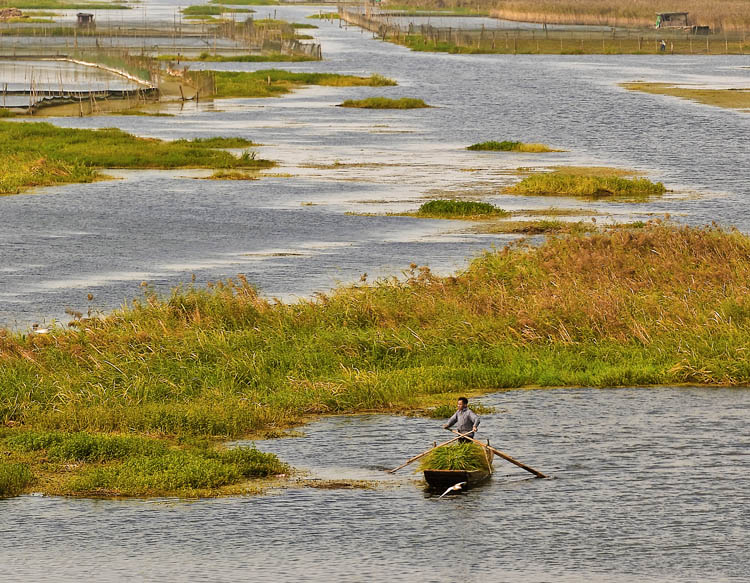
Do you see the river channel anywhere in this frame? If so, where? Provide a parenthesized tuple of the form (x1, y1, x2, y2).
(1, 2, 750, 580)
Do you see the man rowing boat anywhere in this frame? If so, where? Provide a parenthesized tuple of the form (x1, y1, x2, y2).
(443, 397, 480, 440)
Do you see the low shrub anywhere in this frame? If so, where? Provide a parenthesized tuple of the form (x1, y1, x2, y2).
(508, 173, 666, 197)
(0, 463, 33, 498)
(467, 140, 555, 152)
(417, 199, 508, 217)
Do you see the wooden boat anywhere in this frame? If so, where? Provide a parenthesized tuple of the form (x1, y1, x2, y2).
(423, 449, 494, 489)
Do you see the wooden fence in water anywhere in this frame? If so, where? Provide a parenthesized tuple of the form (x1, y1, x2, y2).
(339, 8, 749, 55)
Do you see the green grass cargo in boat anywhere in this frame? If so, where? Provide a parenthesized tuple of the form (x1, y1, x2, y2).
(420, 442, 494, 489)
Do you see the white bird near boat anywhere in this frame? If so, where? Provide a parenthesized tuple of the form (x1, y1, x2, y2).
(438, 481, 466, 499)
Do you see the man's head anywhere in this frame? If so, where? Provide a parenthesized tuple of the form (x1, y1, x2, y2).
(457, 397, 468, 411)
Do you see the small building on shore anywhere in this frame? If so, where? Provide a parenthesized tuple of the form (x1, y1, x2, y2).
(77, 13, 95, 28)
(655, 12, 688, 28)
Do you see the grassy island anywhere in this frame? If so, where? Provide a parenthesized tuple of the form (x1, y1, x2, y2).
(0, 121, 273, 194)
(415, 199, 509, 218)
(158, 53, 317, 63)
(208, 70, 396, 98)
(338, 97, 430, 109)
(3, 223, 750, 497)
(468, 140, 557, 153)
(507, 170, 666, 198)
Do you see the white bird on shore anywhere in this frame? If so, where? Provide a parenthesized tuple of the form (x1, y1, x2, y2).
(31, 323, 49, 335)
(438, 481, 467, 499)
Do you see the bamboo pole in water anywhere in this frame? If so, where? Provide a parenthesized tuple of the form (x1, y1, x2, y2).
(450, 430, 547, 478)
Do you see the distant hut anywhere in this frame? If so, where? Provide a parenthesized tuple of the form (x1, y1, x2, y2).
(655, 12, 688, 28)
(77, 12, 95, 28)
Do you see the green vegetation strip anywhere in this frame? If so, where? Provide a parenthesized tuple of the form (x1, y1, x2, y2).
(3, 224, 750, 496)
(0, 121, 272, 194)
(468, 140, 557, 153)
(0, 462, 33, 498)
(416, 199, 509, 219)
(508, 172, 665, 198)
(158, 53, 317, 63)
(621, 82, 750, 112)
(420, 443, 490, 471)
(2, 430, 288, 497)
(338, 97, 429, 109)
(307, 12, 340, 19)
(210, 70, 396, 98)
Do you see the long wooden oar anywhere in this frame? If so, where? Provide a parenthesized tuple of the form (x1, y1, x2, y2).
(451, 430, 548, 479)
(387, 435, 463, 474)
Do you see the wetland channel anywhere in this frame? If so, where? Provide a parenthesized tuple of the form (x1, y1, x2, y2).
(3, 387, 749, 581)
(1, 2, 749, 581)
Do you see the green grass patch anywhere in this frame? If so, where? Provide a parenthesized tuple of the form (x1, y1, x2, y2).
(508, 172, 666, 198)
(416, 199, 509, 218)
(2, 430, 288, 497)
(6, 430, 166, 461)
(159, 53, 316, 63)
(419, 442, 490, 471)
(183, 5, 225, 15)
(0, 462, 33, 498)
(468, 140, 557, 153)
(66, 446, 288, 496)
(307, 12, 339, 19)
(210, 70, 396, 98)
(0, 109, 17, 118)
(0, 121, 272, 194)
(1, 153, 97, 195)
(338, 97, 429, 109)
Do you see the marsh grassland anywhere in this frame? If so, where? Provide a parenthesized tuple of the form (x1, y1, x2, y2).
(468, 141, 558, 153)
(507, 169, 666, 198)
(414, 199, 509, 218)
(206, 70, 396, 98)
(3, 223, 750, 496)
(0, 122, 273, 194)
(338, 97, 430, 109)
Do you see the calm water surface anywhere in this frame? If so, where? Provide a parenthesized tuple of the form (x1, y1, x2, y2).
(2, 387, 748, 582)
